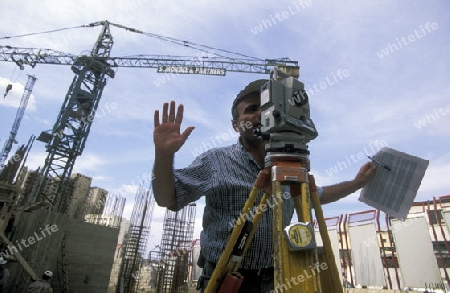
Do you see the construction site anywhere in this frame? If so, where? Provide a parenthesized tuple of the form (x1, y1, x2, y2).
(0, 20, 449, 293)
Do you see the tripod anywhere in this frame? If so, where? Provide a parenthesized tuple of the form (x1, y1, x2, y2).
(204, 152, 343, 293)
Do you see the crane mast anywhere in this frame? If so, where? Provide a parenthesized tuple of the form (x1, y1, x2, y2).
(31, 21, 115, 211)
(0, 74, 37, 169)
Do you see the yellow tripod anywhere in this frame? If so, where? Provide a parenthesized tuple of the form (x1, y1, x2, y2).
(204, 154, 343, 293)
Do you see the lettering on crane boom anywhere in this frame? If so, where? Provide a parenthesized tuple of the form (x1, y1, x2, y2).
(157, 66, 226, 76)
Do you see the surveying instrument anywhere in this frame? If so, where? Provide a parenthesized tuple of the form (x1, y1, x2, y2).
(204, 67, 343, 293)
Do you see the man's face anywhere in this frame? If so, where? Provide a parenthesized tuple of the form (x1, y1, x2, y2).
(231, 93, 262, 141)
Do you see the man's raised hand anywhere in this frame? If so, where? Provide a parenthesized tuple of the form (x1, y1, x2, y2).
(153, 101, 195, 155)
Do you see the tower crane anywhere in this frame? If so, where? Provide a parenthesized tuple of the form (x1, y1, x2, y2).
(0, 20, 299, 212)
(0, 74, 37, 170)
(1, 21, 346, 293)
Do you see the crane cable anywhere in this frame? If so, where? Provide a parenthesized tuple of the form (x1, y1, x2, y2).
(0, 24, 87, 98)
(0, 25, 89, 40)
(3, 65, 23, 99)
(97, 20, 264, 62)
(141, 31, 263, 61)
(0, 21, 264, 63)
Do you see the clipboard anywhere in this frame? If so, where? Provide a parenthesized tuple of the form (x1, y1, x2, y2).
(359, 147, 429, 220)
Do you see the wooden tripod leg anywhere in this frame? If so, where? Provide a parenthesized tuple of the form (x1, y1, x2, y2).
(272, 166, 321, 293)
(309, 175, 344, 293)
(204, 169, 270, 293)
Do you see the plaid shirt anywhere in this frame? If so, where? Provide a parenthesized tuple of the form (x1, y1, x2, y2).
(171, 139, 299, 270)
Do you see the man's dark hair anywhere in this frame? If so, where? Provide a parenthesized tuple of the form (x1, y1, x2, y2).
(231, 79, 267, 120)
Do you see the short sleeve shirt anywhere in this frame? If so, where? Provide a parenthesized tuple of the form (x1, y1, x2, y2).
(170, 140, 296, 269)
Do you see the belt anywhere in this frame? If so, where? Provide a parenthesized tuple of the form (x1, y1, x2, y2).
(238, 267, 274, 278)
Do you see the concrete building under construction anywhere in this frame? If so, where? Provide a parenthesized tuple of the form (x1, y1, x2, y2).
(0, 134, 200, 293)
(0, 142, 127, 292)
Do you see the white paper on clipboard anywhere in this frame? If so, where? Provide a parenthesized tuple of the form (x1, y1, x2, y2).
(359, 147, 429, 220)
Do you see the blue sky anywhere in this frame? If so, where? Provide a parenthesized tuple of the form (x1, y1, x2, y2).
(1, 1, 449, 254)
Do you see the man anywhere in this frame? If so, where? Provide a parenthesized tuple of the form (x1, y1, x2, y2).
(0, 257, 9, 293)
(27, 270, 53, 293)
(152, 79, 376, 292)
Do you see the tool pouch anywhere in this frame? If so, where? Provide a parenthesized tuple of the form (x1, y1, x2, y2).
(218, 272, 244, 293)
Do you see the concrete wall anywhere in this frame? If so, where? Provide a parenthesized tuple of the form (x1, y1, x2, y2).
(4, 210, 119, 292)
(108, 218, 130, 292)
(65, 219, 118, 292)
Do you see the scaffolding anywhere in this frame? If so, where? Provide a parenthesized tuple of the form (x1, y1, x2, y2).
(0, 136, 40, 283)
(156, 203, 196, 293)
(0, 136, 35, 236)
(119, 186, 155, 293)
